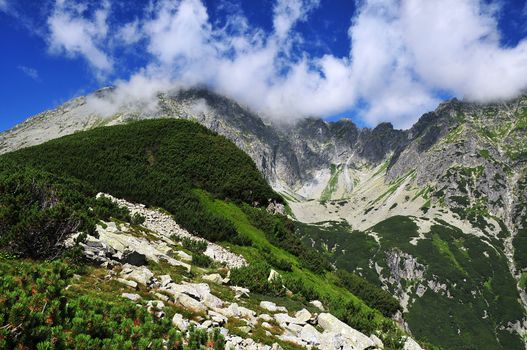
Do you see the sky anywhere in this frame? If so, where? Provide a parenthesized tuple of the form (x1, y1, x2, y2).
(1, 0, 527, 132)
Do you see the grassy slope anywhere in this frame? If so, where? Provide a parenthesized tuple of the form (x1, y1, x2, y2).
(0, 119, 410, 349)
(298, 216, 525, 350)
(196, 191, 407, 348)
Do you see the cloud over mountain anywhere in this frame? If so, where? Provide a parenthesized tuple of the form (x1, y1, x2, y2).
(39, 0, 527, 128)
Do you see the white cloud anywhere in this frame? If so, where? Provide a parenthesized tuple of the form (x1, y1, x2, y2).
(47, 0, 112, 77)
(0, 0, 8, 12)
(44, 0, 527, 128)
(18, 65, 39, 80)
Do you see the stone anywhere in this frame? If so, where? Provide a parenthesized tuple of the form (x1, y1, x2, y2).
(317, 313, 374, 349)
(239, 306, 257, 320)
(261, 322, 272, 329)
(202, 273, 225, 284)
(371, 334, 384, 349)
(121, 250, 147, 266)
(230, 286, 250, 299)
(274, 313, 300, 326)
(403, 337, 425, 350)
(319, 332, 347, 350)
(309, 300, 325, 311)
(200, 320, 213, 329)
(294, 309, 312, 323)
(176, 294, 207, 313)
(147, 300, 166, 318)
(172, 313, 189, 332)
(153, 292, 170, 302)
(278, 334, 305, 347)
(260, 301, 287, 313)
(203, 294, 224, 309)
(116, 278, 138, 289)
(159, 274, 173, 288)
(258, 314, 274, 322)
(121, 265, 154, 286)
(175, 250, 192, 261)
(208, 310, 227, 325)
(300, 324, 321, 345)
(268, 269, 280, 282)
(121, 293, 141, 302)
(238, 326, 252, 334)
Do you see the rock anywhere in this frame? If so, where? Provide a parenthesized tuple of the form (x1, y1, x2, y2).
(258, 314, 273, 322)
(121, 250, 147, 266)
(261, 322, 272, 329)
(230, 286, 250, 299)
(309, 300, 325, 311)
(403, 337, 425, 350)
(200, 320, 213, 329)
(274, 313, 306, 328)
(284, 323, 303, 335)
(238, 306, 257, 320)
(208, 310, 228, 325)
(260, 301, 287, 313)
(300, 324, 321, 345)
(271, 343, 283, 350)
(175, 250, 192, 261)
(153, 292, 170, 302)
(319, 332, 347, 350)
(317, 313, 375, 349)
(120, 264, 154, 286)
(147, 300, 165, 309)
(176, 294, 207, 313)
(278, 334, 305, 347)
(159, 275, 173, 288)
(147, 300, 165, 318)
(238, 326, 252, 334)
(294, 309, 312, 323)
(268, 269, 280, 282)
(116, 278, 138, 289)
(371, 334, 384, 349)
(202, 273, 226, 284)
(203, 293, 224, 309)
(121, 293, 141, 302)
(172, 313, 189, 332)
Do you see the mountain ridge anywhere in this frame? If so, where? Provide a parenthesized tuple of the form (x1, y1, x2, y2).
(2, 87, 527, 349)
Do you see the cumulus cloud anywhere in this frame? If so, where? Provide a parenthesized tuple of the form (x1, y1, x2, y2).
(44, 0, 527, 128)
(47, 0, 112, 77)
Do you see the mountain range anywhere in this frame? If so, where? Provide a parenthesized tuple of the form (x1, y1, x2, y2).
(1, 87, 526, 349)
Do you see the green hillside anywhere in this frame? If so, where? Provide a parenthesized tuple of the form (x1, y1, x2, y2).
(0, 119, 421, 349)
(298, 217, 525, 350)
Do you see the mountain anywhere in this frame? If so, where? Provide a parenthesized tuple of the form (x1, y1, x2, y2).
(1, 87, 527, 349)
(0, 119, 415, 350)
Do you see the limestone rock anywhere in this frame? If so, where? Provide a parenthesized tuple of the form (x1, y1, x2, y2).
(299, 324, 321, 345)
(121, 293, 141, 302)
(403, 337, 425, 350)
(309, 300, 325, 311)
(260, 301, 287, 313)
(202, 273, 226, 284)
(172, 313, 189, 332)
(317, 313, 374, 349)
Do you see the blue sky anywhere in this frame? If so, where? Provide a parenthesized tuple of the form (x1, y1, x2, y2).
(1, 0, 527, 132)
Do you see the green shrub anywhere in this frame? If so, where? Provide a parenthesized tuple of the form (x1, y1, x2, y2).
(336, 270, 401, 317)
(181, 238, 208, 253)
(0, 259, 226, 350)
(241, 204, 331, 274)
(0, 119, 281, 244)
(230, 262, 284, 296)
(192, 253, 212, 268)
(130, 212, 146, 225)
(0, 165, 132, 259)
